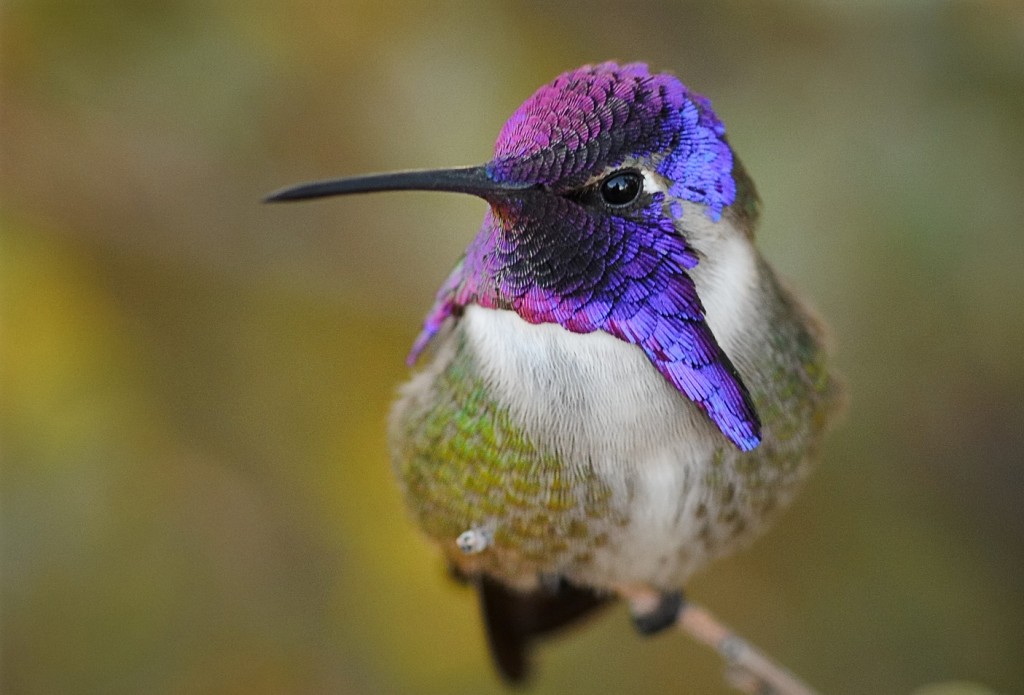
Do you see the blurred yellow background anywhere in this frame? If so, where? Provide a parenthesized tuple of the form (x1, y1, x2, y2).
(3, 1, 1023, 693)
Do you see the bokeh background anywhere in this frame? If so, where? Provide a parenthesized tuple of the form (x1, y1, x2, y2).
(3, 1, 1023, 693)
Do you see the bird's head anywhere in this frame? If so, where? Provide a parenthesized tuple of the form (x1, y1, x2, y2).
(267, 62, 763, 450)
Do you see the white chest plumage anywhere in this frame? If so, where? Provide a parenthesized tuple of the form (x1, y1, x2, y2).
(457, 301, 741, 589)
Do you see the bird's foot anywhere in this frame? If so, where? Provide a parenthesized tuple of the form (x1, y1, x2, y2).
(627, 589, 685, 636)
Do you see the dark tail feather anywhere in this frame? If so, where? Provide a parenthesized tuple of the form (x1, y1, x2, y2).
(476, 575, 610, 685)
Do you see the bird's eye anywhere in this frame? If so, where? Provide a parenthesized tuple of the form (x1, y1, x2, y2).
(600, 170, 643, 206)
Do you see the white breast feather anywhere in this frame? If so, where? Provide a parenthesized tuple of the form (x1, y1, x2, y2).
(447, 211, 759, 587)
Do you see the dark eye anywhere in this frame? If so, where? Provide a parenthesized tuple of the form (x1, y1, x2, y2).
(600, 171, 643, 206)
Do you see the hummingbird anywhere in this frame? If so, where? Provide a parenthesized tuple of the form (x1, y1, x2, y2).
(267, 62, 841, 684)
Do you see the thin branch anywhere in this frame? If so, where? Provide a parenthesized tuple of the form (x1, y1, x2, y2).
(676, 601, 820, 695)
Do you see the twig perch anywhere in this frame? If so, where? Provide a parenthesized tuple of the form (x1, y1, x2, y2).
(676, 601, 820, 695)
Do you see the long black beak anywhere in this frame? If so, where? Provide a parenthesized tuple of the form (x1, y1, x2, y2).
(264, 164, 530, 203)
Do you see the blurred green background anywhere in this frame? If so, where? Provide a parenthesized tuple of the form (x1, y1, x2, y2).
(3, 1, 1023, 693)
